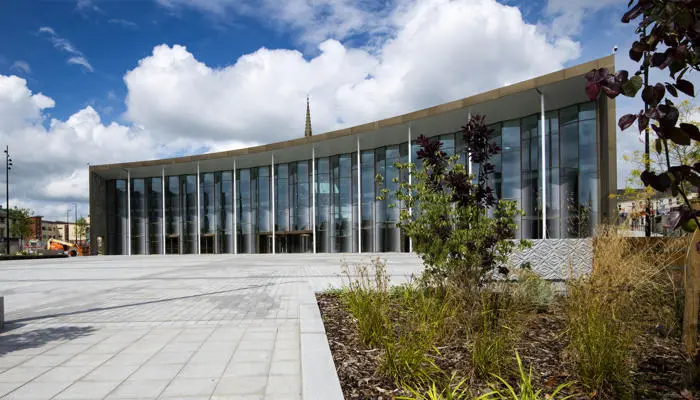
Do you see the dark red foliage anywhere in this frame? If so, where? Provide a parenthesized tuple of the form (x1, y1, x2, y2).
(585, 0, 700, 228)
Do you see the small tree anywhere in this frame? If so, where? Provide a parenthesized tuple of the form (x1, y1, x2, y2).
(75, 217, 88, 244)
(384, 115, 528, 291)
(9, 207, 33, 249)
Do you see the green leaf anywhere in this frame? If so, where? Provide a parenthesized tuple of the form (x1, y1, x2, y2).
(621, 75, 643, 97)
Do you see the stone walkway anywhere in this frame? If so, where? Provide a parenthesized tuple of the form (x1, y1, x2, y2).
(0, 254, 422, 400)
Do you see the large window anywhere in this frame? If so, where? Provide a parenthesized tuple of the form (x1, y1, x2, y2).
(219, 172, 234, 253)
(106, 179, 128, 255)
(165, 176, 181, 254)
(131, 178, 147, 254)
(501, 120, 522, 238)
(361, 151, 374, 253)
(332, 154, 353, 253)
(147, 177, 163, 254)
(182, 175, 197, 254)
(521, 115, 540, 239)
(258, 166, 271, 253)
(200, 172, 216, 254)
(316, 158, 331, 252)
(275, 163, 290, 253)
(237, 169, 255, 253)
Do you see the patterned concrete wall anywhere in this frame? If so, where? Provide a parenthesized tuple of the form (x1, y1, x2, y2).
(508, 238, 593, 280)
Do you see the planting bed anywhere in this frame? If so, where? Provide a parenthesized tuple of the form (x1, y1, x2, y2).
(318, 292, 695, 400)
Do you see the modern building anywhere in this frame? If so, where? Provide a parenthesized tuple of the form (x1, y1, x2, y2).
(89, 55, 617, 256)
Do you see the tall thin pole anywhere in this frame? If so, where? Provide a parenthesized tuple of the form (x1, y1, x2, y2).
(74, 203, 77, 243)
(357, 138, 362, 254)
(312, 146, 316, 254)
(467, 110, 472, 176)
(271, 154, 275, 254)
(540, 91, 547, 239)
(643, 26, 651, 237)
(233, 160, 237, 254)
(161, 168, 166, 255)
(5, 146, 9, 254)
(127, 169, 131, 256)
(196, 163, 201, 254)
(408, 124, 412, 253)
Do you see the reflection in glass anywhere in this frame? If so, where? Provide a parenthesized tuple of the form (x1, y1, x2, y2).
(219, 172, 233, 253)
(131, 178, 147, 254)
(316, 158, 331, 252)
(237, 169, 255, 253)
(147, 177, 163, 254)
(182, 175, 197, 254)
(165, 176, 181, 254)
(107, 179, 128, 255)
(200, 173, 216, 253)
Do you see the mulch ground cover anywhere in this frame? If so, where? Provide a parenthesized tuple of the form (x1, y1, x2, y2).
(317, 292, 697, 400)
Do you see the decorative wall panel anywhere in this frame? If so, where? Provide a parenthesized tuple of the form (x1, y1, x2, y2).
(508, 238, 592, 280)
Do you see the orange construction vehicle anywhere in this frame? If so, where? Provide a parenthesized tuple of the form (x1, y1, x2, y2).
(46, 238, 83, 257)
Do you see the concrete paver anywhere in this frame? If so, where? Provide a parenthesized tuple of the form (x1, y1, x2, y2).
(0, 254, 422, 399)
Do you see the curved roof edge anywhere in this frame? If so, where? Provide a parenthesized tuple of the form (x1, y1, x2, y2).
(91, 54, 614, 172)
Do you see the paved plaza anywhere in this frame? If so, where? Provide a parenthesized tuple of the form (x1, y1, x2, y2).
(0, 254, 422, 400)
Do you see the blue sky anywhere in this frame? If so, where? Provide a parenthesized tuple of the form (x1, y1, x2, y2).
(0, 0, 283, 123)
(0, 0, 687, 221)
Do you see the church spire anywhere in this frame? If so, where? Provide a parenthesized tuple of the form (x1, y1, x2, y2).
(304, 95, 312, 137)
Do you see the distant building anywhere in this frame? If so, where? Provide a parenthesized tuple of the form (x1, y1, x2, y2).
(0, 208, 23, 253)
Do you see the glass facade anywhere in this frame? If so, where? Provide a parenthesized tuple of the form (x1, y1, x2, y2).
(104, 101, 600, 255)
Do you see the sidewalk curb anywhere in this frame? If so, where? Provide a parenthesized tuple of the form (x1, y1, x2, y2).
(299, 283, 344, 400)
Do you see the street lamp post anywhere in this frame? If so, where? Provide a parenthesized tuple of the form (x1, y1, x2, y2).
(72, 203, 77, 244)
(4, 146, 11, 255)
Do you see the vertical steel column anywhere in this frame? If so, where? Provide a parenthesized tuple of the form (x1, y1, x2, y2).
(271, 154, 275, 254)
(127, 169, 131, 256)
(467, 110, 472, 176)
(233, 160, 237, 255)
(312, 146, 316, 254)
(357, 137, 362, 254)
(161, 168, 166, 255)
(540, 91, 547, 238)
(408, 123, 412, 253)
(196, 163, 201, 255)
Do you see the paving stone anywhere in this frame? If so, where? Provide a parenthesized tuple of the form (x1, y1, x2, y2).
(0, 366, 49, 382)
(214, 376, 267, 395)
(222, 361, 268, 377)
(159, 377, 218, 397)
(265, 375, 301, 396)
(2, 380, 72, 399)
(128, 363, 182, 381)
(105, 378, 170, 399)
(269, 361, 300, 376)
(0, 254, 422, 400)
(177, 362, 227, 378)
(54, 380, 121, 399)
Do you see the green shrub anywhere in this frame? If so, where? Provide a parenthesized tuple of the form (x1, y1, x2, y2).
(511, 269, 554, 313)
(398, 374, 472, 400)
(340, 257, 391, 348)
(485, 352, 575, 400)
(382, 283, 453, 384)
(470, 291, 519, 378)
(382, 331, 440, 384)
(565, 280, 632, 396)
